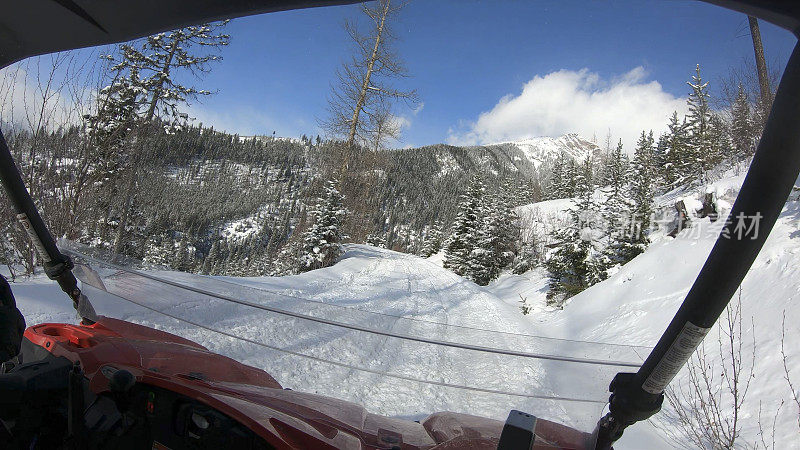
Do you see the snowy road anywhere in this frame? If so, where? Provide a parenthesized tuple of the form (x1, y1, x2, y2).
(12, 243, 644, 438)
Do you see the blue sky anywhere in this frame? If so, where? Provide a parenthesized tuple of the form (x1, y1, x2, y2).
(181, 0, 796, 150)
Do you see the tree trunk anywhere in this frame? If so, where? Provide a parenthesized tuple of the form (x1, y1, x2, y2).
(748, 16, 771, 105)
(112, 162, 137, 253)
(145, 39, 180, 122)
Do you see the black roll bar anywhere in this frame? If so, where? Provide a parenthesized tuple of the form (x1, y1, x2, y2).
(0, 130, 96, 323)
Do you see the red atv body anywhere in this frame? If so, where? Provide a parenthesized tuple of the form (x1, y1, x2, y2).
(22, 317, 592, 449)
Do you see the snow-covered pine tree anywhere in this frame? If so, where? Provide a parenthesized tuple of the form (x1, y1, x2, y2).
(564, 158, 578, 198)
(709, 114, 732, 163)
(107, 23, 230, 130)
(85, 63, 145, 157)
(622, 131, 655, 259)
(602, 139, 637, 265)
(516, 178, 537, 205)
(659, 112, 691, 190)
(224, 243, 241, 276)
(468, 184, 519, 286)
(299, 180, 348, 272)
(365, 232, 387, 248)
(270, 240, 302, 276)
(496, 182, 521, 269)
(212, 239, 231, 276)
(252, 246, 273, 277)
(104, 22, 230, 254)
(686, 64, 715, 179)
(467, 208, 495, 285)
(545, 157, 609, 306)
(443, 177, 484, 277)
(512, 238, 539, 275)
(142, 234, 172, 268)
(202, 239, 221, 275)
(420, 221, 444, 257)
(469, 188, 519, 286)
(602, 139, 629, 192)
(730, 84, 755, 157)
(548, 156, 566, 200)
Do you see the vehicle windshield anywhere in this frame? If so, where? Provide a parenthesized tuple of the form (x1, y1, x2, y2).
(1, 1, 798, 447)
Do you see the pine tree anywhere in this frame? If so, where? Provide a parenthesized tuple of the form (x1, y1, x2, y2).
(226, 244, 244, 276)
(106, 22, 230, 254)
(271, 240, 302, 276)
(730, 85, 755, 157)
(443, 177, 484, 277)
(660, 112, 691, 189)
(545, 157, 609, 305)
(549, 156, 566, 199)
(564, 158, 578, 198)
(365, 232, 388, 248)
(621, 131, 655, 260)
(202, 239, 221, 274)
(85, 63, 145, 156)
(602, 139, 637, 264)
(172, 235, 195, 272)
(142, 234, 172, 267)
(602, 139, 629, 193)
(469, 209, 501, 286)
(299, 180, 348, 272)
(512, 239, 539, 275)
(708, 114, 732, 163)
(468, 188, 519, 286)
(495, 182, 521, 269)
(420, 221, 444, 257)
(107, 23, 230, 129)
(686, 64, 714, 178)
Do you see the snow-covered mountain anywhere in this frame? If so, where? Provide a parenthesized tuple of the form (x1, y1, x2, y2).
(491, 133, 601, 168)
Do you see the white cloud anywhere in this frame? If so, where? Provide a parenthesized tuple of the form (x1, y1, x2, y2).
(448, 67, 688, 152)
(0, 64, 88, 131)
(380, 102, 423, 148)
(390, 114, 412, 131)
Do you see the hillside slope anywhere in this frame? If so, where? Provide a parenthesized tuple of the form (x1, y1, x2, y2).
(492, 166, 800, 448)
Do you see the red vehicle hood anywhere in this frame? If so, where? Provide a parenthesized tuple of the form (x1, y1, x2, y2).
(24, 316, 591, 449)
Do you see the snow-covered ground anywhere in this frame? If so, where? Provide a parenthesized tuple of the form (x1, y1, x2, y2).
(5, 164, 799, 448)
(495, 165, 800, 448)
(8, 244, 643, 442)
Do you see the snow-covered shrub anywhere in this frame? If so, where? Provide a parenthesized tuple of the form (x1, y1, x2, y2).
(298, 180, 347, 272)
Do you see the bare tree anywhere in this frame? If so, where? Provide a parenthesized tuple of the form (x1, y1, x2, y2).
(321, 0, 416, 157)
(0, 51, 103, 273)
(663, 290, 756, 449)
(781, 312, 800, 432)
(318, 1, 416, 242)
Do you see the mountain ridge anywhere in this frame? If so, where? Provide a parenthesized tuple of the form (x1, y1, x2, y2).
(488, 133, 601, 168)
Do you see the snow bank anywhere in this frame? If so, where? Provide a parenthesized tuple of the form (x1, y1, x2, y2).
(500, 166, 800, 448)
